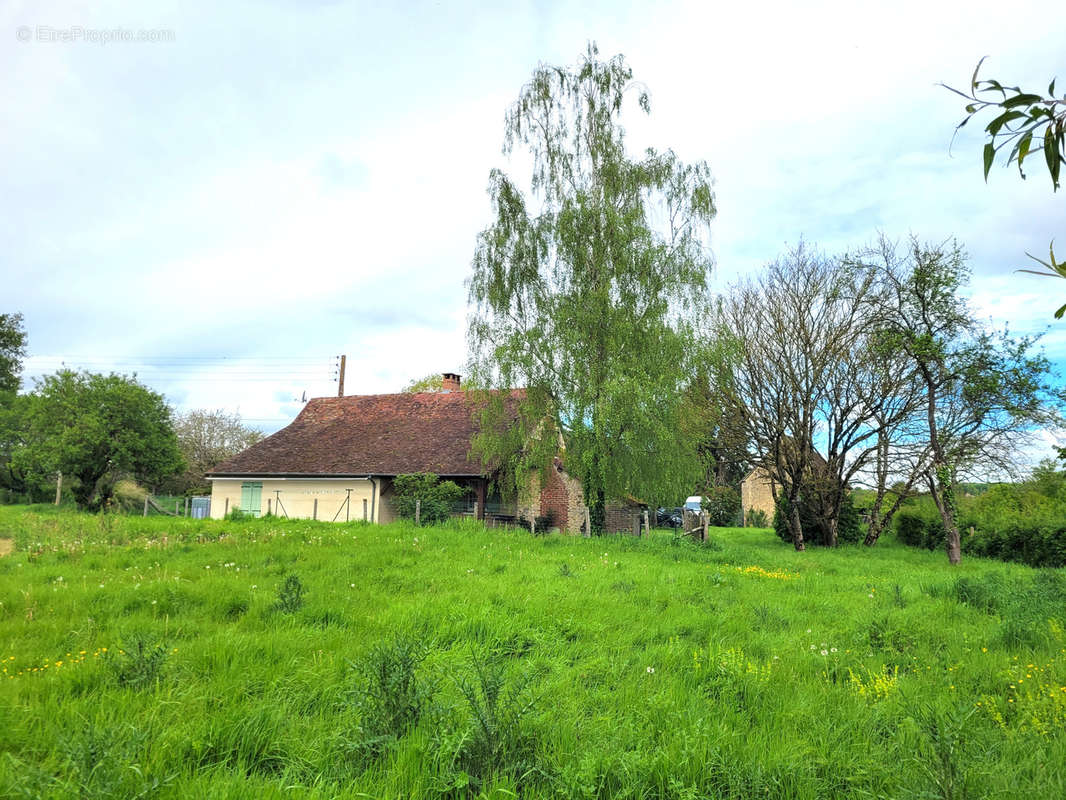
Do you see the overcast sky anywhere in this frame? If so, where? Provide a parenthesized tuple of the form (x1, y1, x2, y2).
(3, 0, 1064, 453)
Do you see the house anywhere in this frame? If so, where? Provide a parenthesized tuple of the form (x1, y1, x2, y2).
(740, 446, 833, 526)
(206, 373, 586, 533)
(740, 466, 777, 525)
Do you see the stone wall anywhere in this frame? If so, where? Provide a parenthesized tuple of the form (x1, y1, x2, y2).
(741, 467, 776, 525)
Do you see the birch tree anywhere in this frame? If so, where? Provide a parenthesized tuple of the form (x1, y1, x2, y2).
(466, 44, 716, 528)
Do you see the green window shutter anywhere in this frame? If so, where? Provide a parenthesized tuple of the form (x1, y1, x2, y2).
(240, 482, 262, 517)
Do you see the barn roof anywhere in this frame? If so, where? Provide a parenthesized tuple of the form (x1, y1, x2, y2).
(207, 390, 522, 478)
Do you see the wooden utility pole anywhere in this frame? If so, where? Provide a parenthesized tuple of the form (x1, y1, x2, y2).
(337, 354, 346, 397)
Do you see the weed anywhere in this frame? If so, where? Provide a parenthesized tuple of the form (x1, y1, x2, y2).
(558, 561, 574, 578)
(106, 635, 168, 689)
(451, 650, 543, 787)
(348, 635, 435, 759)
(912, 704, 978, 800)
(272, 574, 305, 614)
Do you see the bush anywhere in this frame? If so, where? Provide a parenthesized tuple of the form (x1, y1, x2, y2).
(745, 508, 769, 528)
(703, 486, 741, 527)
(773, 491, 861, 546)
(392, 473, 466, 525)
(962, 524, 1066, 568)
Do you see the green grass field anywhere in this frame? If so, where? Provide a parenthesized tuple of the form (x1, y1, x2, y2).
(0, 506, 1064, 799)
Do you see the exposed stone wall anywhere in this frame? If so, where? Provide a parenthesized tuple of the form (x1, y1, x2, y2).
(539, 460, 585, 534)
(741, 468, 777, 525)
(516, 464, 586, 534)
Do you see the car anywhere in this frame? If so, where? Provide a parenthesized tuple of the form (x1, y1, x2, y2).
(683, 496, 705, 514)
(655, 507, 683, 528)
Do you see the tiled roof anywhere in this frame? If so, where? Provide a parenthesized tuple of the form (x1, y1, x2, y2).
(207, 391, 522, 477)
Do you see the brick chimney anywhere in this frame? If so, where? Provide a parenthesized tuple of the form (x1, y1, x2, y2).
(442, 372, 461, 392)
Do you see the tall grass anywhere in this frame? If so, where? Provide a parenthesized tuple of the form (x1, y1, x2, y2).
(0, 506, 1064, 797)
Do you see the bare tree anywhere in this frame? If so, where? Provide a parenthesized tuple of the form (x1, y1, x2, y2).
(718, 245, 862, 549)
(167, 409, 263, 494)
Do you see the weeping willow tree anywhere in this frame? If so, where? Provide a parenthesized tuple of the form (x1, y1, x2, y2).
(466, 44, 716, 529)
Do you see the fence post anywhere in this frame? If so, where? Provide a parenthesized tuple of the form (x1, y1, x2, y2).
(702, 511, 709, 543)
(415, 498, 421, 526)
(530, 516, 536, 535)
(267, 498, 271, 516)
(584, 506, 592, 537)
(313, 498, 318, 520)
(224, 497, 229, 516)
(55, 472, 62, 505)
(643, 509, 649, 537)
(143, 496, 149, 517)
(175, 500, 180, 515)
(474, 500, 479, 521)
(185, 497, 190, 517)
(363, 498, 368, 521)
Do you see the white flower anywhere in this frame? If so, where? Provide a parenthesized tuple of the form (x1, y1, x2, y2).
(251, 585, 257, 589)
(868, 593, 874, 598)
(806, 628, 812, 633)
(646, 666, 655, 674)
(151, 600, 157, 605)
(810, 644, 816, 650)
(821, 649, 829, 656)
(350, 583, 355, 588)
(831, 647, 838, 653)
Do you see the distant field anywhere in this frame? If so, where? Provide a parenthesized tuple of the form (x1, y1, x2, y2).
(0, 506, 1064, 798)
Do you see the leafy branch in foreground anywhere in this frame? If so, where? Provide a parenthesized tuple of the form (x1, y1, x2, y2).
(1016, 241, 1066, 319)
(943, 57, 1065, 189)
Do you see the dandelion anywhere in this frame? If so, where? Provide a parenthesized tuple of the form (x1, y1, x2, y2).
(821, 649, 829, 656)
(810, 645, 816, 650)
(831, 647, 838, 653)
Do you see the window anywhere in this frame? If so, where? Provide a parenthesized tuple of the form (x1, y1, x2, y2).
(240, 482, 262, 517)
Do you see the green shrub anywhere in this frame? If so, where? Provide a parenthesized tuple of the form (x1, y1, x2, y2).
(745, 508, 769, 528)
(773, 491, 861, 546)
(392, 473, 465, 525)
(703, 486, 741, 527)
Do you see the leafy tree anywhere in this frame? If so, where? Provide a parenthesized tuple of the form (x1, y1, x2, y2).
(403, 374, 446, 393)
(391, 473, 465, 525)
(163, 409, 263, 493)
(702, 485, 741, 527)
(466, 44, 715, 529)
(877, 239, 1062, 564)
(0, 314, 30, 498)
(0, 313, 27, 396)
(14, 370, 184, 509)
(944, 59, 1066, 315)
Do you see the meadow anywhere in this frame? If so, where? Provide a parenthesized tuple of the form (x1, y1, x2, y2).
(0, 506, 1064, 799)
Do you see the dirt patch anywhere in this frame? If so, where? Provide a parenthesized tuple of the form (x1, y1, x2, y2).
(0, 538, 13, 557)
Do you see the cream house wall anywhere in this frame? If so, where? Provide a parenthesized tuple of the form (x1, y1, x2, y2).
(209, 478, 378, 522)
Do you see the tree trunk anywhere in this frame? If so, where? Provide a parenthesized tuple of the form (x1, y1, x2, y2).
(863, 517, 883, 547)
(788, 497, 805, 551)
(927, 469, 962, 565)
(825, 514, 838, 548)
